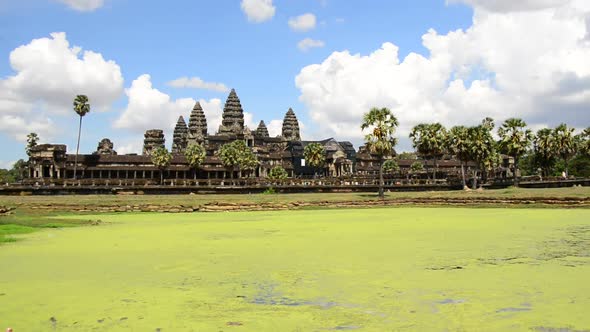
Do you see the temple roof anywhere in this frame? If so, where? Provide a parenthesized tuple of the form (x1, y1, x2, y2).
(282, 108, 301, 141)
(188, 102, 207, 138)
(218, 89, 245, 135)
(255, 120, 270, 138)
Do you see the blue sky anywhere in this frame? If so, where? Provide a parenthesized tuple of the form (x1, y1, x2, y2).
(1, 0, 589, 168)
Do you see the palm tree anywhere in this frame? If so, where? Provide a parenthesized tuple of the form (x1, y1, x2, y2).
(467, 119, 496, 189)
(361, 107, 399, 198)
(409, 123, 447, 179)
(303, 142, 326, 176)
(533, 128, 557, 177)
(446, 125, 471, 188)
(26, 132, 39, 156)
(218, 140, 258, 179)
(73, 95, 90, 179)
(579, 127, 590, 157)
(184, 143, 206, 180)
(151, 147, 172, 184)
(553, 123, 577, 177)
(497, 118, 533, 187)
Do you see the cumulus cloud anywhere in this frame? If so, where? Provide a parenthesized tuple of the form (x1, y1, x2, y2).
(288, 13, 317, 32)
(447, 0, 570, 13)
(114, 76, 262, 143)
(57, 0, 105, 12)
(0, 32, 123, 141)
(167, 77, 230, 93)
(297, 38, 325, 52)
(295, 1, 590, 149)
(241, 0, 275, 23)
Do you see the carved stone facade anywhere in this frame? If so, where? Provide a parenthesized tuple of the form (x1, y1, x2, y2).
(94, 138, 117, 155)
(255, 121, 270, 138)
(217, 89, 245, 136)
(143, 129, 165, 156)
(188, 102, 207, 145)
(282, 108, 301, 141)
(172, 116, 188, 154)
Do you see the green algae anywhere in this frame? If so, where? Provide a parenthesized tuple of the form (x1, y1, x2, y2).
(0, 208, 589, 331)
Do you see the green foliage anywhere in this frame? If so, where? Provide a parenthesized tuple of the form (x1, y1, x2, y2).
(360, 107, 399, 158)
(553, 123, 577, 175)
(303, 143, 326, 168)
(73, 95, 90, 117)
(578, 127, 590, 156)
(409, 123, 447, 161)
(151, 147, 172, 170)
(498, 118, 533, 160)
(533, 128, 557, 177)
(218, 140, 258, 177)
(184, 143, 206, 170)
(268, 165, 288, 180)
(26, 132, 39, 156)
(410, 161, 424, 173)
(382, 159, 400, 174)
(0, 160, 26, 183)
(262, 187, 277, 195)
(361, 107, 399, 197)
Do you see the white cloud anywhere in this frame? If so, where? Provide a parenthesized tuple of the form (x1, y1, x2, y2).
(447, 0, 570, 13)
(114, 74, 195, 136)
(297, 38, 325, 52)
(295, 1, 590, 149)
(288, 13, 317, 32)
(0, 32, 123, 141)
(57, 0, 105, 12)
(267, 119, 283, 137)
(114, 76, 252, 141)
(240, 0, 275, 23)
(167, 77, 230, 93)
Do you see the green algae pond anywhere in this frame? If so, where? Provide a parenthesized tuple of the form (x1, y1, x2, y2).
(0, 208, 589, 331)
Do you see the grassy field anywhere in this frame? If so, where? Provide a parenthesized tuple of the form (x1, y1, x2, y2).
(0, 208, 589, 331)
(1, 186, 589, 208)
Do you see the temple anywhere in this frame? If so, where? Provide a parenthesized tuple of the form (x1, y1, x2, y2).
(26, 89, 477, 185)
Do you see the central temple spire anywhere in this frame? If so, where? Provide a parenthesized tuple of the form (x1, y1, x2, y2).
(218, 89, 245, 135)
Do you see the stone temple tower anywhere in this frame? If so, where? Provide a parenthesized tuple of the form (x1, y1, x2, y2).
(255, 120, 269, 138)
(143, 129, 165, 156)
(282, 108, 301, 141)
(188, 101, 208, 144)
(172, 116, 188, 154)
(217, 89, 245, 135)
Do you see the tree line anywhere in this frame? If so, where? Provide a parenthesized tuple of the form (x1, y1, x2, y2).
(360, 107, 590, 197)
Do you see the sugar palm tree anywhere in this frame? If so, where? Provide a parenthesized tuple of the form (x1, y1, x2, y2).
(73, 95, 90, 179)
(497, 118, 533, 187)
(580, 127, 590, 157)
(410, 123, 447, 179)
(184, 143, 206, 180)
(467, 119, 496, 189)
(553, 123, 577, 177)
(446, 125, 471, 188)
(533, 128, 557, 177)
(151, 147, 172, 184)
(361, 107, 399, 198)
(303, 142, 326, 176)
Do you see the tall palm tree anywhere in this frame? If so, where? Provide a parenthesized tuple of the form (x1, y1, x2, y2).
(497, 118, 533, 187)
(467, 119, 496, 189)
(303, 142, 326, 176)
(73, 95, 90, 179)
(446, 125, 471, 188)
(553, 123, 577, 177)
(361, 107, 399, 198)
(580, 127, 590, 157)
(184, 143, 206, 180)
(410, 123, 447, 179)
(151, 147, 172, 184)
(533, 128, 556, 177)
